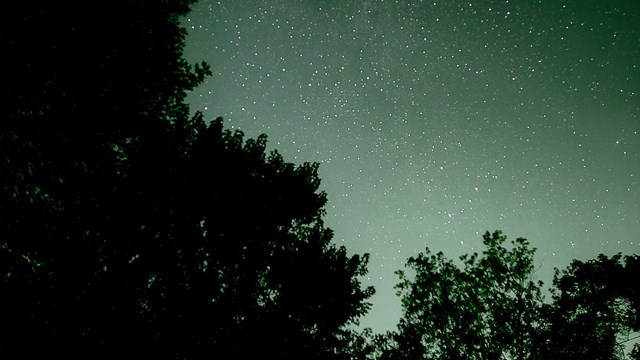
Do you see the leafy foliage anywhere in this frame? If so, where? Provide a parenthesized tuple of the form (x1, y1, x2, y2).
(0, 2, 373, 358)
(384, 231, 544, 360)
(533, 253, 640, 360)
(381, 231, 639, 360)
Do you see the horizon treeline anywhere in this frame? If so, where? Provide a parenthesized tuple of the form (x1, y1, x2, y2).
(1, 1, 638, 359)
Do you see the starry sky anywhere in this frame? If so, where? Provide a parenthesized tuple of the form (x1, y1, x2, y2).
(183, 0, 639, 332)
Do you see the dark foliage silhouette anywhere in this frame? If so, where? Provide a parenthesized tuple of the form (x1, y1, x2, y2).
(0, 1, 373, 358)
(380, 231, 544, 360)
(533, 253, 640, 360)
(379, 231, 639, 360)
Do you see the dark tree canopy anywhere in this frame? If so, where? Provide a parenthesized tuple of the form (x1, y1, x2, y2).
(377, 231, 639, 360)
(382, 231, 544, 360)
(0, 1, 373, 358)
(534, 253, 640, 360)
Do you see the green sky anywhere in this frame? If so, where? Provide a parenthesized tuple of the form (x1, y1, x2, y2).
(184, 0, 639, 331)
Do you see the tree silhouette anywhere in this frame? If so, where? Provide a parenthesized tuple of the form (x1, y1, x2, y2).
(1, 2, 373, 358)
(383, 231, 545, 360)
(380, 231, 639, 360)
(533, 253, 640, 360)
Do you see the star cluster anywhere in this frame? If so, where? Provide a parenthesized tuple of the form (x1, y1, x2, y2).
(184, 0, 639, 331)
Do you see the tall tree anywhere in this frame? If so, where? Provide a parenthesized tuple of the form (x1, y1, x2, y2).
(0, 2, 373, 358)
(385, 231, 544, 360)
(533, 254, 640, 360)
(1, 1, 209, 356)
(381, 231, 639, 360)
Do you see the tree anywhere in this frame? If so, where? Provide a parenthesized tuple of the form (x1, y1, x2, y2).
(0, 2, 373, 358)
(1, 1, 210, 356)
(533, 254, 640, 360)
(382, 231, 639, 360)
(116, 117, 375, 359)
(385, 230, 544, 360)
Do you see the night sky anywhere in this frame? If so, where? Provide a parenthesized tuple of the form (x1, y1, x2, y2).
(183, 0, 639, 332)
